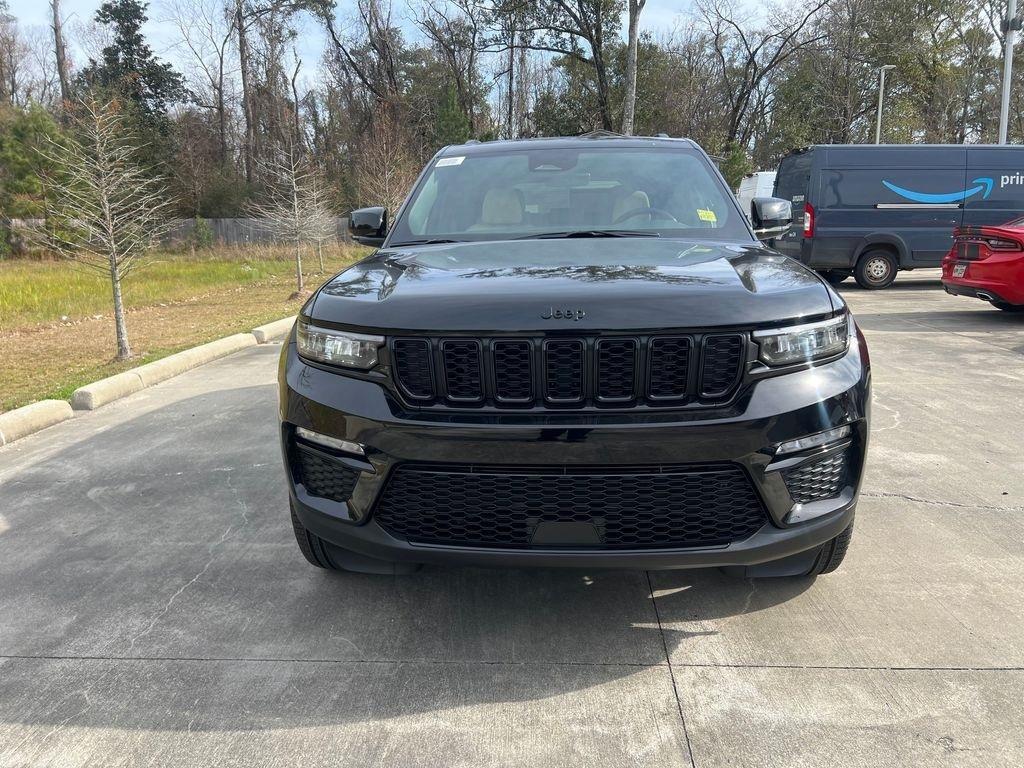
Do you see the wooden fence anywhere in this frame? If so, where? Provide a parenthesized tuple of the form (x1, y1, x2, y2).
(4, 217, 352, 252)
(165, 218, 351, 246)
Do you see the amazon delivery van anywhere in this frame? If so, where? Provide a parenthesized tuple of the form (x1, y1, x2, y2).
(772, 144, 1024, 288)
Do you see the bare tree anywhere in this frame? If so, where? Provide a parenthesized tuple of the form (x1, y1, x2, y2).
(305, 169, 336, 273)
(353, 112, 419, 215)
(697, 0, 828, 147)
(415, 0, 486, 129)
(50, 0, 72, 107)
(163, 0, 237, 164)
(36, 98, 174, 360)
(621, 0, 646, 134)
(248, 143, 321, 295)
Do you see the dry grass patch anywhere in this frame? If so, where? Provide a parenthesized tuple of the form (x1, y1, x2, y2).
(0, 245, 365, 412)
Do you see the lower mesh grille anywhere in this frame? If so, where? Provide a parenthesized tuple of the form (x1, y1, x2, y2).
(783, 452, 847, 504)
(295, 444, 359, 502)
(374, 464, 768, 549)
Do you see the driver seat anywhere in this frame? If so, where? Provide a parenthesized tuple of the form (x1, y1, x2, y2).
(612, 190, 651, 225)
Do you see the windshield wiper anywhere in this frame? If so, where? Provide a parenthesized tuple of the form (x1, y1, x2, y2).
(389, 238, 464, 246)
(514, 229, 661, 240)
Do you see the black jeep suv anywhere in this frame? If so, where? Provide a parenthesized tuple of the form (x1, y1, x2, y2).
(279, 136, 870, 577)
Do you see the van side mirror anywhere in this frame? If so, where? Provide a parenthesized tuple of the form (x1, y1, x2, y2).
(751, 197, 793, 241)
(349, 206, 387, 246)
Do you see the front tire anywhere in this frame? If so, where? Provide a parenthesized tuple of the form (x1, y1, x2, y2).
(290, 498, 338, 569)
(804, 523, 853, 575)
(854, 250, 898, 289)
(289, 498, 421, 574)
(820, 269, 851, 286)
(720, 523, 854, 578)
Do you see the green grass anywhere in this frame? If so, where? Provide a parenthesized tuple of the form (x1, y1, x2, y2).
(0, 245, 366, 412)
(0, 253, 309, 328)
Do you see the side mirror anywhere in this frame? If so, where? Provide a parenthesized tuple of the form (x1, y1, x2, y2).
(750, 197, 793, 241)
(349, 206, 387, 247)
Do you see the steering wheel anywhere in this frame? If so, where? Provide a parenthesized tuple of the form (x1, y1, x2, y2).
(612, 207, 680, 225)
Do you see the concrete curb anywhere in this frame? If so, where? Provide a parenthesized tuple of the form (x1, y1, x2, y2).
(1, 315, 298, 447)
(252, 316, 296, 343)
(70, 371, 146, 411)
(0, 400, 75, 447)
(72, 333, 260, 410)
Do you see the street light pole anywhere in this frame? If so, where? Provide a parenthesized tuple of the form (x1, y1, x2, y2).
(875, 65, 895, 145)
(998, 0, 1019, 145)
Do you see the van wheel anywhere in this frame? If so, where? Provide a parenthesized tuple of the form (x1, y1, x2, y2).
(854, 250, 897, 289)
(820, 269, 851, 286)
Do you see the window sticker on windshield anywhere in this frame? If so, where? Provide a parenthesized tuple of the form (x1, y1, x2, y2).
(697, 208, 718, 223)
(436, 156, 465, 167)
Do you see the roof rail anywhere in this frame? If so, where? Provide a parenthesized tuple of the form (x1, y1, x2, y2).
(578, 129, 624, 139)
(464, 139, 481, 145)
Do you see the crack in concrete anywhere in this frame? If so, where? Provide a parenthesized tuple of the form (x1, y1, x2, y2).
(125, 477, 253, 653)
(645, 571, 697, 768)
(861, 491, 1024, 512)
(2, 652, 1023, 673)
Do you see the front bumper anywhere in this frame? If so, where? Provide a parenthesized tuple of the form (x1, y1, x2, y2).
(279, 333, 871, 570)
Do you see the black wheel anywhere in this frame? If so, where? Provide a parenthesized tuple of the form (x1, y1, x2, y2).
(289, 498, 421, 574)
(720, 523, 854, 578)
(820, 269, 851, 286)
(290, 497, 338, 569)
(803, 524, 853, 576)
(854, 250, 898, 289)
(993, 301, 1024, 313)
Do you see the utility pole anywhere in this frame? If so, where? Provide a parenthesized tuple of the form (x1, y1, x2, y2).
(874, 65, 895, 144)
(999, 0, 1020, 144)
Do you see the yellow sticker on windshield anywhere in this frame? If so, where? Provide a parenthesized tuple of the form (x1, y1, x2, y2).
(697, 208, 717, 223)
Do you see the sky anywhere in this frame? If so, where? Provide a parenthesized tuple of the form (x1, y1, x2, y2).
(7, 0, 695, 77)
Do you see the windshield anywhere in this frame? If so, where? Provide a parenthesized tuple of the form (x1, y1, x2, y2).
(389, 145, 751, 246)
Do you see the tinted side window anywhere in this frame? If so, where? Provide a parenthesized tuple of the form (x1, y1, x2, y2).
(819, 168, 968, 209)
(774, 153, 811, 203)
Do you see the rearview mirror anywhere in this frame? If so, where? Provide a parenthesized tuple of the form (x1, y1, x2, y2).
(349, 206, 387, 247)
(750, 197, 792, 241)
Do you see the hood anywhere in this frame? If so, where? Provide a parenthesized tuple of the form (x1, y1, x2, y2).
(310, 239, 836, 333)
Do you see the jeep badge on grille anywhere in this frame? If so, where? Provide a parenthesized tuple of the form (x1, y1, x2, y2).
(541, 307, 586, 321)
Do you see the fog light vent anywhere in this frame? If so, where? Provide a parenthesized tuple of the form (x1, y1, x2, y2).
(294, 444, 360, 503)
(782, 452, 847, 504)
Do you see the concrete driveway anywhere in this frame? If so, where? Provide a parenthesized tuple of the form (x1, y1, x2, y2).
(1, 272, 1022, 767)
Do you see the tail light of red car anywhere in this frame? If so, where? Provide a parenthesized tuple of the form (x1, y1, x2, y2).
(954, 234, 1023, 261)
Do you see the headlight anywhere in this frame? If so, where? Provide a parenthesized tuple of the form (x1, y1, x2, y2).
(753, 315, 849, 366)
(296, 319, 384, 369)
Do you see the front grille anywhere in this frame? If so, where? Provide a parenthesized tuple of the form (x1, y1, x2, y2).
(374, 463, 768, 549)
(294, 443, 359, 502)
(783, 452, 847, 504)
(390, 333, 745, 409)
(700, 334, 744, 397)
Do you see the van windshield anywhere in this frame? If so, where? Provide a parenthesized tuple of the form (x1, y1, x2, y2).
(389, 146, 751, 246)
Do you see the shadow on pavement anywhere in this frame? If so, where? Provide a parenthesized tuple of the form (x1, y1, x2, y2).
(0, 380, 814, 732)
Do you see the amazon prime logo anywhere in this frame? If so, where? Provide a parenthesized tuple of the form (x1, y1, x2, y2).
(541, 307, 586, 321)
(882, 177, 994, 204)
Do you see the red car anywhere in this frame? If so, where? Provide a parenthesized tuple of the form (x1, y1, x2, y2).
(942, 221, 1024, 312)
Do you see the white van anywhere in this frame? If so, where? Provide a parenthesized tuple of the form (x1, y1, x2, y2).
(736, 171, 777, 219)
